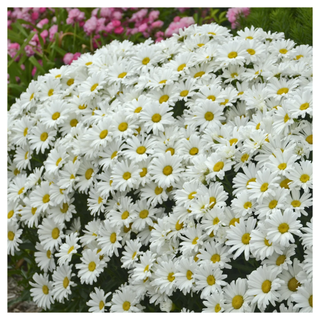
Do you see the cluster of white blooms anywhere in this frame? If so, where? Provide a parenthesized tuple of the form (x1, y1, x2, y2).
(7, 22, 313, 312)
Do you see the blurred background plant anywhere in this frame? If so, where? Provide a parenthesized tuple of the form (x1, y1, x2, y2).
(7, 7, 230, 109)
(232, 7, 312, 46)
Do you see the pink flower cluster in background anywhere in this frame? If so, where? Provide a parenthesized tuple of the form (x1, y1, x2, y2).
(226, 7, 250, 29)
(164, 16, 195, 37)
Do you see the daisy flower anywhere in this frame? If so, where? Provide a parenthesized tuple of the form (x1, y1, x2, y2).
(247, 265, 284, 312)
(202, 291, 226, 313)
(37, 217, 64, 251)
(193, 261, 227, 299)
(110, 285, 143, 312)
(278, 258, 303, 303)
(131, 251, 157, 283)
(87, 287, 112, 313)
(40, 99, 69, 129)
(79, 71, 107, 101)
(139, 102, 174, 135)
(97, 221, 122, 257)
(120, 239, 142, 269)
(29, 272, 54, 310)
(287, 189, 312, 217)
(111, 160, 140, 192)
(223, 278, 252, 312)
(149, 152, 183, 188)
(265, 208, 302, 247)
(7, 220, 23, 255)
(76, 248, 106, 285)
(29, 181, 54, 213)
(174, 257, 197, 295)
(52, 264, 76, 303)
(286, 160, 313, 191)
(34, 242, 56, 272)
(291, 280, 313, 312)
(11, 115, 35, 147)
(226, 217, 257, 261)
(247, 168, 280, 203)
(28, 123, 57, 154)
(204, 153, 234, 181)
(55, 232, 80, 266)
(216, 40, 248, 66)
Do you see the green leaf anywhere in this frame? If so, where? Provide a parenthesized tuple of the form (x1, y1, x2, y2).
(29, 56, 46, 74)
(8, 31, 36, 68)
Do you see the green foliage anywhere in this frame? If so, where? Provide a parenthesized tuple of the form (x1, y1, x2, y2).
(236, 8, 312, 46)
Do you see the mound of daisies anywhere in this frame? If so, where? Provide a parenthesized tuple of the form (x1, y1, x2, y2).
(7, 22, 312, 312)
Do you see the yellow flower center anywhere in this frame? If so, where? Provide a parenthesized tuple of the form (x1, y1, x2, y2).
(163, 165, 173, 176)
(177, 63, 186, 71)
(215, 304, 221, 313)
(175, 220, 183, 231)
(276, 255, 286, 266)
(180, 90, 189, 97)
(78, 104, 87, 110)
(120, 210, 129, 220)
(51, 227, 60, 239)
(268, 200, 278, 209)
(154, 186, 163, 195)
(189, 147, 198, 155)
(159, 80, 167, 84)
(123, 301, 131, 311)
(8, 210, 14, 219)
(306, 135, 312, 144)
(284, 114, 290, 123)
(213, 161, 224, 172)
(48, 89, 54, 96)
(159, 95, 169, 104)
(186, 270, 193, 280)
(85, 168, 94, 180)
(67, 246, 74, 254)
(40, 132, 48, 141)
(166, 147, 175, 155)
(291, 200, 301, 208)
(300, 174, 310, 183)
(43, 194, 50, 203)
(277, 87, 289, 95)
(140, 167, 147, 177)
(300, 102, 309, 110)
(278, 163, 287, 170)
(228, 51, 238, 59)
(231, 72, 238, 78)
(204, 111, 214, 121)
(243, 202, 252, 209)
(134, 106, 142, 113)
(23, 127, 28, 136)
(46, 250, 51, 259)
(188, 191, 196, 199)
(85, 62, 92, 66)
(123, 172, 131, 180)
(88, 261, 96, 272)
(42, 285, 49, 295)
(142, 57, 150, 65)
(278, 223, 289, 234)
(70, 119, 78, 127)
(309, 295, 313, 308)
(279, 48, 288, 54)
(264, 238, 272, 246)
(229, 217, 240, 226)
(18, 187, 25, 195)
(280, 178, 291, 189)
(110, 232, 117, 243)
(220, 99, 229, 106)
(192, 237, 199, 245)
(139, 209, 149, 219)
(60, 203, 69, 213)
(99, 301, 104, 310)
(241, 153, 249, 162)
(209, 196, 217, 209)
(63, 277, 69, 289)
(30, 93, 34, 101)
(295, 54, 304, 60)
(99, 129, 108, 139)
(66, 78, 74, 86)
(8, 231, 15, 241)
(247, 48, 256, 55)
(207, 275, 216, 286)
(261, 280, 272, 293)
(211, 254, 220, 263)
(242, 233, 251, 244)
(288, 277, 300, 292)
(232, 295, 244, 309)
(118, 122, 128, 132)
(118, 72, 127, 78)
(260, 183, 269, 192)
(167, 272, 175, 282)
(194, 71, 205, 78)
(90, 83, 99, 92)
(152, 113, 161, 123)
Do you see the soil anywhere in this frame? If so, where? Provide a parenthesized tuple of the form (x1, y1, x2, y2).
(8, 275, 41, 313)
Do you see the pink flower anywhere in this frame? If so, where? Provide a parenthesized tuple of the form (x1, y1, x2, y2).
(138, 23, 148, 33)
(63, 53, 74, 65)
(112, 11, 123, 20)
(36, 18, 48, 28)
(8, 43, 20, 60)
(155, 31, 164, 38)
(155, 37, 164, 43)
(83, 16, 97, 35)
(114, 26, 124, 34)
(151, 20, 163, 29)
(105, 22, 114, 33)
(67, 8, 85, 25)
(164, 16, 195, 37)
(112, 20, 121, 27)
(149, 10, 159, 21)
(173, 16, 181, 22)
(40, 30, 48, 42)
(226, 7, 250, 28)
(31, 11, 39, 21)
(49, 25, 58, 41)
(100, 8, 114, 18)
